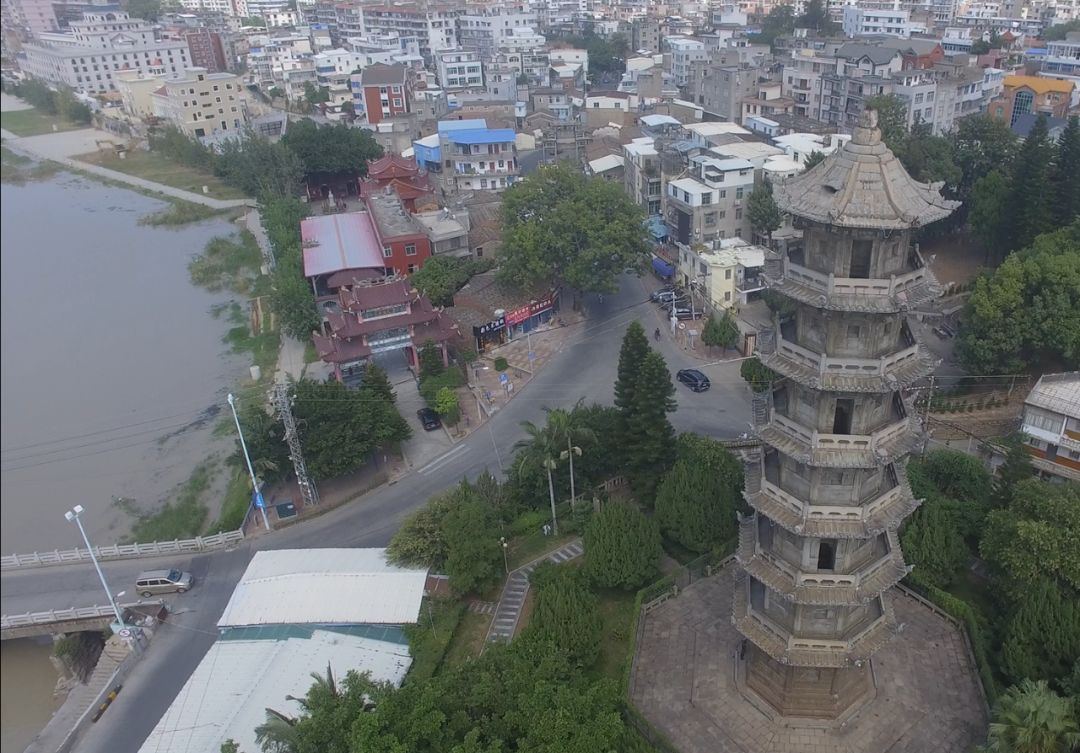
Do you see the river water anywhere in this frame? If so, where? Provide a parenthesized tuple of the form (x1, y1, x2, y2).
(0, 172, 249, 751)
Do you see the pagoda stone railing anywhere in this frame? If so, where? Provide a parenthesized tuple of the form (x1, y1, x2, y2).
(763, 249, 939, 310)
(760, 327, 925, 386)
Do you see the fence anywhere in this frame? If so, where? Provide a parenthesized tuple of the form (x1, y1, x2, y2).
(1, 605, 117, 630)
(1, 530, 244, 571)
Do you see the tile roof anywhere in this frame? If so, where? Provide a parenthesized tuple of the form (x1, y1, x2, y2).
(1025, 372, 1080, 418)
(836, 43, 901, 66)
(360, 63, 406, 87)
(1004, 75, 1075, 94)
(301, 211, 384, 278)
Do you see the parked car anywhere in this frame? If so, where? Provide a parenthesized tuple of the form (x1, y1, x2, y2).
(672, 307, 703, 320)
(652, 288, 684, 303)
(135, 568, 193, 597)
(677, 369, 711, 392)
(660, 296, 690, 311)
(417, 407, 442, 431)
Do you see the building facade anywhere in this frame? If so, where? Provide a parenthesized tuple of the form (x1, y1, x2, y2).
(739, 108, 957, 719)
(1020, 372, 1080, 482)
(354, 63, 411, 124)
(152, 67, 247, 138)
(989, 74, 1075, 126)
(440, 124, 518, 191)
(435, 48, 483, 90)
(664, 155, 755, 245)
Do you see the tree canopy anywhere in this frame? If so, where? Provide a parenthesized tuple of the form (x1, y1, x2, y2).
(654, 434, 745, 553)
(281, 119, 383, 179)
(526, 564, 602, 666)
(748, 181, 782, 242)
(980, 679, 1080, 753)
(957, 221, 1080, 375)
(582, 502, 662, 590)
(408, 255, 493, 307)
(622, 350, 677, 500)
(499, 164, 650, 295)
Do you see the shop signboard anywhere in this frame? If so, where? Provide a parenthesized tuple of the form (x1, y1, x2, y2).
(505, 294, 556, 326)
(473, 316, 506, 337)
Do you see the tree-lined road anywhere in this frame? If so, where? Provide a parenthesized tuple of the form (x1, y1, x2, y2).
(6, 270, 753, 753)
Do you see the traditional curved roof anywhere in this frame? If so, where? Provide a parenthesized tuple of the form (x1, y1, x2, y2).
(773, 109, 959, 230)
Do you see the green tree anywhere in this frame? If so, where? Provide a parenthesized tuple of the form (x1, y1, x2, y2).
(761, 289, 798, 319)
(701, 310, 739, 351)
(957, 222, 1080, 375)
(1052, 116, 1080, 228)
(798, 0, 838, 33)
(418, 340, 445, 379)
(582, 502, 662, 590)
(750, 4, 795, 48)
(864, 94, 910, 148)
(407, 255, 486, 307)
(442, 496, 503, 593)
(740, 356, 777, 392)
(953, 114, 1017, 201)
(301, 81, 330, 112)
(654, 434, 744, 552)
(981, 478, 1080, 593)
(613, 321, 650, 419)
(236, 400, 290, 485)
(215, 133, 304, 198)
(53, 87, 91, 125)
(748, 181, 783, 244)
(1000, 578, 1080, 686)
(544, 401, 596, 509)
(623, 350, 677, 501)
(1008, 115, 1055, 252)
(1043, 18, 1080, 40)
(149, 124, 214, 169)
(386, 486, 463, 568)
(992, 435, 1035, 508)
(970, 170, 1012, 262)
(357, 368, 411, 447)
(515, 417, 563, 535)
(499, 164, 650, 297)
(281, 119, 383, 179)
(907, 448, 992, 542)
(526, 564, 602, 666)
(125, 0, 160, 21)
(434, 386, 460, 425)
(803, 150, 827, 171)
(270, 263, 320, 339)
(359, 361, 395, 402)
(980, 679, 1080, 753)
(900, 493, 970, 587)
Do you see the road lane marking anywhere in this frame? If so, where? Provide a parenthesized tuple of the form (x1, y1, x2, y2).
(416, 444, 470, 475)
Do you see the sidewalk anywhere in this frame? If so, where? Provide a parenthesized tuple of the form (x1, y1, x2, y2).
(485, 538, 584, 644)
(2, 127, 249, 210)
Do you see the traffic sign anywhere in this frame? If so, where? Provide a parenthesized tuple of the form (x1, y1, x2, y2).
(528, 351, 536, 361)
(253, 491, 265, 509)
(499, 372, 509, 384)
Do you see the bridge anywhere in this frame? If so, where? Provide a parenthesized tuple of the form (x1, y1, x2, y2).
(0, 602, 164, 640)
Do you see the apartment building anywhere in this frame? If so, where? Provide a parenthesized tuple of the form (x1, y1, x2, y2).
(741, 81, 795, 125)
(687, 59, 760, 121)
(353, 63, 411, 124)
(4, 0, 59, 37)
(456, 6, 538, 59)
(783, 49, 835, 120)
(1037, 33, 1080, 90)
(631, 17, 662, 53)
(548, 46, 589, 73)
(151, 66, 247, 138)
(842, 5, 916, 37)
(438, 120, 518, 191)
(989, 74, 1075, 125)
(494, 47, 549, 84)
(676, 236, 767, 311)
(1021, 372, 1080, 482)
(667, 36, 707, 88)
(624, 137, 663, 216)
(185, 28, 228, 72)
(436, 48, 483, 89)
(359, 5, 460, 63)
(21, 9, 192, 93)
(664, 155, 755, 245)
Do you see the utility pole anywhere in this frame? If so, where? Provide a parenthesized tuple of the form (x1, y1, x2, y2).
(920, 374, 936, 458)
(273, 382, 319, 509)
(228, 393, 271, 531)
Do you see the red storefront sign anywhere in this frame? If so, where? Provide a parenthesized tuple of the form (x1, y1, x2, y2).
(505, 294, 555, 325)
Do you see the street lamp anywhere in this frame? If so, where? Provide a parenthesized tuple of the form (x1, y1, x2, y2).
(64, 505, 124, 629)
(500, 536, 509, 574)
(227, 393, 271, 532)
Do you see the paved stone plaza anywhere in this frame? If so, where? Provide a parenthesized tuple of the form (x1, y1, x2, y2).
(630, 564, 988, 753)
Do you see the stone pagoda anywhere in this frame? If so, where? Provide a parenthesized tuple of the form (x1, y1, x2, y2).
(734, 108, 959, 720)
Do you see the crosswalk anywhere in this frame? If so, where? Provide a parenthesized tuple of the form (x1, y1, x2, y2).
(415, 444, 471, 476)
(485, 539, 585, 645)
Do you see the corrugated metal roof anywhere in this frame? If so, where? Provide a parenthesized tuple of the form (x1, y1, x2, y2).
(446, 128, 516, 145)
(1025, 372, 1080, 418)
(138, 630, 410, 753)
(301, 212, 384, 278)
(217, 549, 428, 628)
(589, 154, 624, 173)
(438, 118, 487, 133)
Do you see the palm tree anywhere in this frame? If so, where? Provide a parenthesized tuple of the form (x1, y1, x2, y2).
(546, 401, 596, 511)
(514, 419, 561, 536)
(981, 679, 1080, 753)
(254, 664, 338, 753)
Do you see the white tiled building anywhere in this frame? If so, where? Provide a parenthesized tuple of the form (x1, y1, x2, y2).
(435, 48, 484, 90)
(20, 9, 192, 93)
(667, 36, 707, 87)
(151, 67, 249, 138)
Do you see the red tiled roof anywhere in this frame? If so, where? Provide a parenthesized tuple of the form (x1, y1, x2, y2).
(367, 154, 420, 180)
(338, 278, 415, 312)
(313, 334, 372, 363)
(326, 267, 385, 290)
(329, 303, 439, 340)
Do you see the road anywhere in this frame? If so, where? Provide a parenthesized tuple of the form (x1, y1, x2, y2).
(4, 270, 752, 753)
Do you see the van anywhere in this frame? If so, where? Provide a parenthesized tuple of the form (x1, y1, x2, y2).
(135, 569, 193, 597)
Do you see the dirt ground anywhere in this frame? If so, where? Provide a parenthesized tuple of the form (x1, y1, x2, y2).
(922, 233, 988, 287)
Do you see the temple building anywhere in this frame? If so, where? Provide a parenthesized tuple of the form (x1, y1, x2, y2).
(736, 108, 959, 720)
(359, 154, 435, 213)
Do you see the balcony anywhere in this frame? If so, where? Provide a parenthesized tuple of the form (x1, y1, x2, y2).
(752, 393, 921, 468)
(744, 466, 920, 539)
(762, 247, 942, 313)
(736, 516, 910, 606)
(757, 324, 934, 393)
(733, 575, 899, 668)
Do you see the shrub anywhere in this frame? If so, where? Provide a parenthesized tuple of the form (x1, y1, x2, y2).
(583, 503, 662, 590)
(419, 367, 465, 406)
(525, 564, 602, 667)
(494, 356, 508, 371)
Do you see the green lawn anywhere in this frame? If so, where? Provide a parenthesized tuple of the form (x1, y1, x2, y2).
(442, 609, 493, 669)
(593, 588, 638, 681)
(77, 149, 248, 200)
(1, 108, 87, 137)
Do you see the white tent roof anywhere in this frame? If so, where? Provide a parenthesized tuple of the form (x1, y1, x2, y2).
(217, 549, 428, 628)
(138, 630, 410, 753)
(589, 154, 624, 173)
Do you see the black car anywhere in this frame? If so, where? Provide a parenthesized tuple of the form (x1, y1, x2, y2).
(651, 287, 683, 303)
(676, 368, 711, 392)
(417, 407, 442, 431)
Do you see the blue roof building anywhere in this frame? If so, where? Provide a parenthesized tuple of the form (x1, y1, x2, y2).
(439, 123, 519, 192)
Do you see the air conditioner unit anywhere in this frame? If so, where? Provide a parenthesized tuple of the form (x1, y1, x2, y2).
(733, 200, 742, 208)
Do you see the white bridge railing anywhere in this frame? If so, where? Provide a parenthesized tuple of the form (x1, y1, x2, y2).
(1, 530, 244, 571)
(1, 604, 116, 629)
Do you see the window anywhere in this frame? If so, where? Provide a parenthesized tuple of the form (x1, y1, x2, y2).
(725, 269, 732, 279)
(817, 540, 837, 571)
(705, 212, 717, 226)
(408, 263, 417, 273)
(724, 291, 731, 301)
(735, 208, 743, 220)
(736, 187, 744, 199)
(382, 246, 393, 258)
(1026, 408, 1063, 433)
(405, 243, 417, 256)
(476, 247, 484, 257)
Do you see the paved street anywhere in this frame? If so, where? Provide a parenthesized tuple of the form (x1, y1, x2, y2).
(3, 269, 753, 753)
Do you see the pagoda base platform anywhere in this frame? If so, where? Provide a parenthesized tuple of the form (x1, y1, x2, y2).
(629, 562, 987, 753)
(739, 644, 874, 723)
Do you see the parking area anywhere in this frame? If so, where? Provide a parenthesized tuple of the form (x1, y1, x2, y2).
(372, 351, 456, 470)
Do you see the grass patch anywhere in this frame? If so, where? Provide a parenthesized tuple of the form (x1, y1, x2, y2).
(124, 461, 214, 542)
(189, 231, 263, 294)
(593, 588, 637, 681)
(506, 528, 576, 571)
(303, 339, 319, 365)
(76, 148, 248, 200)
(225, 322, 281, 377)
(1, 147, 61, 184)
(404, 599, 465, 683)
(1, 108, 86, 137)
(139, 199, 231, 227)
(211, 469, 251, 532)
(442, 608, 493, 669)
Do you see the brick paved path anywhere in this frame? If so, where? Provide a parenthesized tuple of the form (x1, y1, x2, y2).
(485, 539, 584, 644)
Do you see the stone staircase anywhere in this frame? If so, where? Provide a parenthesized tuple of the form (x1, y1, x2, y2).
(485, 539, 584, 644)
